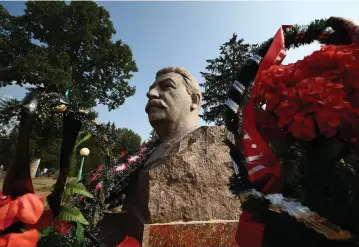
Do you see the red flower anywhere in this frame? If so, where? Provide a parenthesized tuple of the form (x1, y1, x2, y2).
(0, 191, 44, 247)
(89, 173, 100, 185)
(114, 164, 128, 172)
(127, 155, 140, 163)
(95, 182, 102, 190)
(96, 164, 103, 172)
(120, 150, 127, 157)
(0, 192, 44, 231)
(252, 43, 359, 141)
(0, 229, 39, 247)
(139, 145, 147, 153)
(52, 221, 71, 235)
(288, 115, 316, 141)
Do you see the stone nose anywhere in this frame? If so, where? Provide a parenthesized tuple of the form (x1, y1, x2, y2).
(146, 87, 160, 99)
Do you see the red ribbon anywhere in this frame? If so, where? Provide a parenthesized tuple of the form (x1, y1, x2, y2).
(236, 25, 289, 247)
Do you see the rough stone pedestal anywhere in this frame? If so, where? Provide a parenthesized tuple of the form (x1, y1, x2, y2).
(142, 220, 238, 247)
(97, 126, 241, 246)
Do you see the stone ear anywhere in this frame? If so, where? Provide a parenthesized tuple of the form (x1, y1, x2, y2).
(190, 93, 201, 111)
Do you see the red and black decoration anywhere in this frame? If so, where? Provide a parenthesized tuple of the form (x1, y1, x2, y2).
(225, 17, 359, 247)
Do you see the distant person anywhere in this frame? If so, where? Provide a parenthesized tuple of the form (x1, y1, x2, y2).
(43, 167, 48, 177)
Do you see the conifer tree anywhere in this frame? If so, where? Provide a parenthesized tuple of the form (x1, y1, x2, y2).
(200, 34, 256, 125)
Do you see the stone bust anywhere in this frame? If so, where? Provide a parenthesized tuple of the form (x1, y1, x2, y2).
(96, 67, 241, 246)
(144, 67, 202, 167)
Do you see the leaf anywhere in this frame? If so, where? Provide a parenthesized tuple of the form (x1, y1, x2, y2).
(99, 188, 105, 205)
(40, 226, 54, 238)
(75, 222, 85, 243)
(63, 180, 94, 199)
(74, 133, 92, 150)
(93, 208, 100, 227)
(58, 203, 89, 225)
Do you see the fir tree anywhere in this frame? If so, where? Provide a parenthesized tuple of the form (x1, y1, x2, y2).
(200, 34, 256, 125)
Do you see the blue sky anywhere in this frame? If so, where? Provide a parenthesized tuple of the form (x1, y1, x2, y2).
(1, 1, 359, 141)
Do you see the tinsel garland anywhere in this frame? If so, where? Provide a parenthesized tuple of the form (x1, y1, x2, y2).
(71, 134, 159, 245)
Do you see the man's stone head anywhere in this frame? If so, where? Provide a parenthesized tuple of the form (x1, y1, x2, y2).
(146, 67, 202, 128)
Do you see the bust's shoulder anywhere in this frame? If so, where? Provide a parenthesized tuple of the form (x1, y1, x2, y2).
(170, 125, 229, 154)
(144, 126, 229, 169)
(186, 125, 227, 139)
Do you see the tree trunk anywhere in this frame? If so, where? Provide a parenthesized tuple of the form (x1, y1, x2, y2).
(30, 157, 41, 178)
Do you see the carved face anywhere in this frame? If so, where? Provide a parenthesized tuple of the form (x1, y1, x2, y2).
(146, 72, 192, 125)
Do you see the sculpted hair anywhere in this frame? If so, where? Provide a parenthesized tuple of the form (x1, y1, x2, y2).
(156, 67, 203, 106)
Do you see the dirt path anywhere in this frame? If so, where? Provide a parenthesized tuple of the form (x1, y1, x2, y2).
(0, 177, 57, 200)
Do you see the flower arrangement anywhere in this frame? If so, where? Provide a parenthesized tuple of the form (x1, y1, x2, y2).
(225, 17, 359, 247)
(251, 44, 359, 141)
(0, 89, 147, 247)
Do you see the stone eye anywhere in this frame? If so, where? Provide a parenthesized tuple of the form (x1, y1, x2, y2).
(162, 81, 173, 88)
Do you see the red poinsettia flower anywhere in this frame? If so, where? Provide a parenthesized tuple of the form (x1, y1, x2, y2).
(0, 191, 44, 247)
(0, 192, 44, 231)
(0, 229, 39, 247)
(116, 236, 141, 247)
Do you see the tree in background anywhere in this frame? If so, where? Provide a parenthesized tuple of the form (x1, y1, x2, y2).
(200, 34, 255, 125)
(0, 128, 17, 170)
(0, 1, 138, 171)
(72, 122, 142, 175)
(1, 1, 138, 109)
(111, 127, 142, 157)
(148, 129, 159, 141)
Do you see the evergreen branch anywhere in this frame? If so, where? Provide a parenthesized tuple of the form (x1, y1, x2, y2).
(63, 180, 94, 200)
(58, 203, 89, 225)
